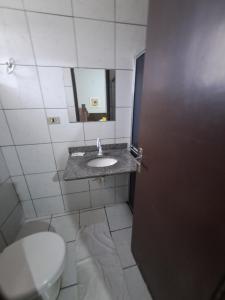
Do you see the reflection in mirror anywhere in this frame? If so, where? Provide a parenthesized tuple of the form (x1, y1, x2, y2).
(66, 68, 115, 123)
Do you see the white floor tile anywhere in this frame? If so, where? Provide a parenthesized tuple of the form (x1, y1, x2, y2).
(51, 213, 79, 242)
(112, 228, 135, 268)
(57, 285, 78, 300)
(124, 266, 152, 300)
(62, 241, 78, 288)
(80, 208, 107, 227)
(106, 203, 132, 231)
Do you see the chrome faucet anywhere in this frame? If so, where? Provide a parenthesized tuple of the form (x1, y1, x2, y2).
(96, 138, 103, 156)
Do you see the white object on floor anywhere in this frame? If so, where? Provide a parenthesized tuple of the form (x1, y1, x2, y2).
(0, 232, 66, 300)
(75, 223, 130, 300)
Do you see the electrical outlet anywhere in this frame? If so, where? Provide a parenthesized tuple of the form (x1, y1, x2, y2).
(47, 117, 60, 125)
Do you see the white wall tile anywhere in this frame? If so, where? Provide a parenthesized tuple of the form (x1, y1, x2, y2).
(0, 148, 9, 184)
(2, 146, 23, 176)
(89, 175, 115, 190)
(0, 9, 35, 64)
(17, 144, 56, 174)
(28, 12, 77, 67)
(0, 110, 13, 146)
(116, 70, 134, 107)
(85, 138, 115, 146)
(26, 172, 61, 199)
(33, 196, 64, 217)
(0, 66, 43, 109)
(84, 121, 115, 140)
(116, 0, 149, 25)
(115, 107, 132, 138)
(51, 214, 79, 242)
(115, 186, 129, 203)
(21, 201, 36, 219)
(11, 176, 31, 201)
(67, 107, 77, 123)
(65, 87, 75, 107)
(59, 171, 89, 195)
(5, 109, 50, 145)
(0, 232, 6, 252)
(90, 188, 115, 207)
(72, 0, 114, 21)
(124, 266, 152, 300)
(64, 192, 91, 211)
(75, 19, 114, 68)
(46, 109, 84, 142)
(1, 204, 24, 244)
(116, 137, 131, 146)
(53, 141, 85, 170)
(0, 179, 18, 227)
(116, 24, 146, 69)
(24, 0, 72, 15)
(63, 68, 72, 86)
(38, 67, 67, 108)
(0, 0, 23, 9)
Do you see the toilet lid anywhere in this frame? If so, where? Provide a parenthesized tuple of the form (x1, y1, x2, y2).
(0, 232, 66, 300)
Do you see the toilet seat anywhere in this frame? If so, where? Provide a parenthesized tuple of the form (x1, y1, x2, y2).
(0, 232, 66, 300)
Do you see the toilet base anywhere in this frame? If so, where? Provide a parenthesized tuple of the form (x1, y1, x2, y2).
(35, 277, 61, 300)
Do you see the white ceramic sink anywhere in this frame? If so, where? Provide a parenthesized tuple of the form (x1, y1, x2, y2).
(87, 157, 118, 168)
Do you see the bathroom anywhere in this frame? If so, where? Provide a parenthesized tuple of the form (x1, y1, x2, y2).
(1, 0, 225, 300)
(0, 0, 150, 299)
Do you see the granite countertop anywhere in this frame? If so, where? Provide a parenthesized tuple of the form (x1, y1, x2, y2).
(63, 143, 137, 181)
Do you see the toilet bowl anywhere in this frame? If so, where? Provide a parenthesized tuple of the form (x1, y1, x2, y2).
(0, 232, 66, 300)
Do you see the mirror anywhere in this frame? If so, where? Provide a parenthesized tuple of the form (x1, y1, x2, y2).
(66, 68, 115, 123)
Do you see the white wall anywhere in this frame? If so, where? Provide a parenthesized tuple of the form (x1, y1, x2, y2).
(0, 0, 148, 219)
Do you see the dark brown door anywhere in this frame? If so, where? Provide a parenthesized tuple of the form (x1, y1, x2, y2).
(132, 1, 225, 300)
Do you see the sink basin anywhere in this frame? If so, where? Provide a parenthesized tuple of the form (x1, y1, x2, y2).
(87, 157, 118, 168)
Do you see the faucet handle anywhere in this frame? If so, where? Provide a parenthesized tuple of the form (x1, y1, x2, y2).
(97, 137, 100, 147)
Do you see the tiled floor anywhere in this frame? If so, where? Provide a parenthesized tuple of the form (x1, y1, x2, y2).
(19, 203, 153, 300)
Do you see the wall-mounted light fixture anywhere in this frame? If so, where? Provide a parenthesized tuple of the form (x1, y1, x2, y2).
(6, 58, 15, 74)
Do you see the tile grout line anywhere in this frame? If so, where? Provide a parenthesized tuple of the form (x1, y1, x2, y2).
(0, 137, 129, 148)
(71, 0, 80, 68)
(0, 63, 134, 71)
(0, 202, 20, 231)
(0, 5, 148, 27)
(0, 230, 8, 246)
(122, 264, 137, 271)
(110, 225, 132, 233)
(1, 107, 36, 217)
(0, 175, 10, 187)
(104, 206, 112, 234)
(60, 283, 79, 291)
(24, 9, 66, 214)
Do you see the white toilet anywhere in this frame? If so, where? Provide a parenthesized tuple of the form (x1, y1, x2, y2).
(0, 232, 66, 300)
